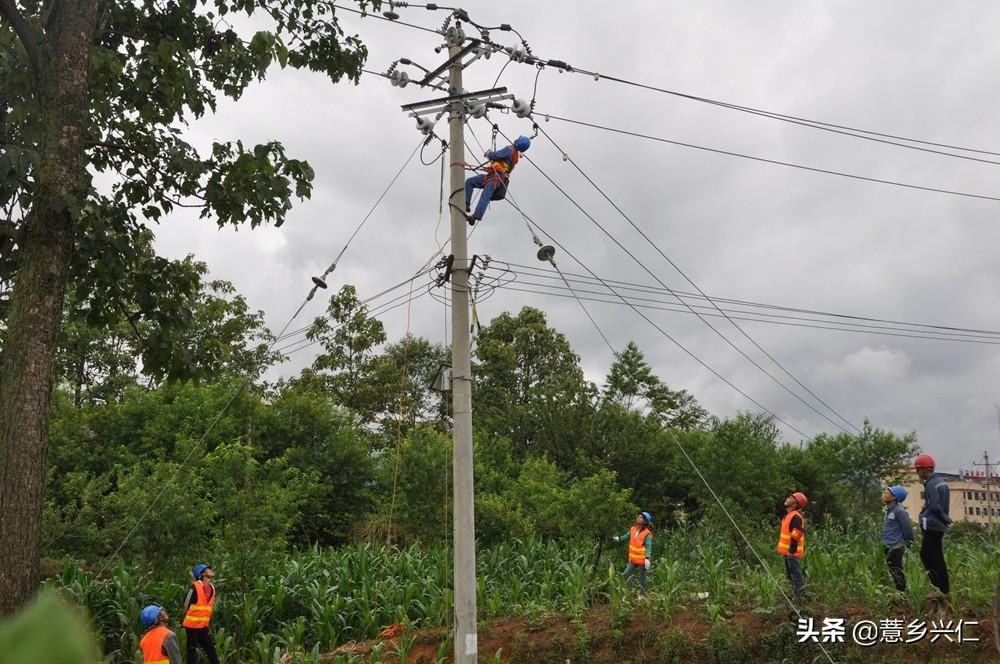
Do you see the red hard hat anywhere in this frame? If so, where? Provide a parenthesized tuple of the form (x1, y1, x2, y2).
(914, 454, 936, 470)
(790, 492, 808, 508)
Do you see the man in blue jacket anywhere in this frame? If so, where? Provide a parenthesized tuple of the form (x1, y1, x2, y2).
(881, 485, 914, 591)
(915, 454, 951, 598)
(464, 136, 530, 223)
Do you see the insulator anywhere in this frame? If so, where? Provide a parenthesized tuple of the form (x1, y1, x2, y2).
(445, 26, 465, 46)
(311, 276, 328, 289)
(510, 45, 526, 62)
(536, 245, 556, 262)
(390, 70, 410, 88)
(470, 104, 487, 119)
(415, 117, 435, 135)
(511, 98, 530, 118)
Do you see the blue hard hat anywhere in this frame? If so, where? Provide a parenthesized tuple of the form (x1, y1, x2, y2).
(140, 604, 163, 628)
(192, 563, 210, 580)
(514, 136, 531, 152)
(640, 511, 652, 525)
(888, 485, 908, 503)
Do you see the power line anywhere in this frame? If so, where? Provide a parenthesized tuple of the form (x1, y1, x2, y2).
(489, 261, 1000, 342)
(551, 71, 1000, 165)
(493, 280, 1000, 347)
(535, 112, 1000, 204)
(503, 198, 812, 439)
(501, 124, 857, 435)
(535, 122, 858, 431)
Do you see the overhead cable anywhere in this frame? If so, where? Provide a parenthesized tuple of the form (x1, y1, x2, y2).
(535, 113, 1000, 204)
(507, 126, 857, 435)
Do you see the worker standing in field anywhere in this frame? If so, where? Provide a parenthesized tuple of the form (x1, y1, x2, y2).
(777, 492, 807, 598)
(881, 485, 915, 592)
(139, 604, 182, 664)
(914, 454, 951, 599)
(182, 563, 220, 664)
(611, 511, 653, 596)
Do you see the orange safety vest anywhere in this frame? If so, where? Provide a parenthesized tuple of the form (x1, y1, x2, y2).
(182, 580, 216, 629)
(628, 526, 652, 564)
(488, 148, 520, 174)
(140, 625, 171, 664)
(777, 509, 805, 557)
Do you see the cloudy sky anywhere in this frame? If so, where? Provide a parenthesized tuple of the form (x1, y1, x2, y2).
(153, 1, 1000, 471)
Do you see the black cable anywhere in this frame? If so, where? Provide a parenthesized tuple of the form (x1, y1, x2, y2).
(494, 280, 1000, 346)
(507, 125, 857, 435)
(503, 199, 812, 440)
(347, 5, 1000, 161)
(574, 72, 1000, 162)
(273, 267, 437, 351)
(536, 112, 1000, 204)
(493, 261, 1000, 340)
(329, 1, 441, 35)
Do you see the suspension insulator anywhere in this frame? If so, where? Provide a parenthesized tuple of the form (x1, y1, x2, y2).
(416, 117, 435, 135)
(470, 104, 487, 119)
(390, 70, 410, 88)
(511, 98, 531, 118)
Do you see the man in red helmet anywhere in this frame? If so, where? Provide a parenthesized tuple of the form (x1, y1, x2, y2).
(777, 492, 807, 598)
(914, 454, 951, 599)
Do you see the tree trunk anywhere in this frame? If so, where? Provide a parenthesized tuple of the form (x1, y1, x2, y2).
(0, 0, 98, 616)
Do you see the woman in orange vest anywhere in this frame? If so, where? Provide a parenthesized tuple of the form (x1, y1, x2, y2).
(139, 604, 181, 664)
(611, 511, 653, 596)
(777, 492, 807, 598)
(182, 563, 220, 664)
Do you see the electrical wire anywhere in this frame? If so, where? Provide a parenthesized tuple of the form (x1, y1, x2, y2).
(503, 198, 812, 439)
(492, 279, 1000, 346)
(564, 71, 1000, 164)
(535, 122, 858, 431)
(534, 112, 1000, 204)
(500, 201, 836, 664)
(492, 261, 1000, 340)
(502, 125, 857, 435)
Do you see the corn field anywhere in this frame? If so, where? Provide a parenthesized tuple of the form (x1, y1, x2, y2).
(51, 522, 1000, 663)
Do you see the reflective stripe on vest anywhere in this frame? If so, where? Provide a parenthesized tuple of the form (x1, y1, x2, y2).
(182, 580, 216, 628)
(140, 625, 171, 663)
(628, 526, 651, 564)
(777, 509, 805, 557)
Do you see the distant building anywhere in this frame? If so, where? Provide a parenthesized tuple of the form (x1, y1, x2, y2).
(897, 470, 999, 527)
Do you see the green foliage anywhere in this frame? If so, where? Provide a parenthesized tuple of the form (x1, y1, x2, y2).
(603, 341, 707, 429)
(0, 0, 373, 380)
(473, 307, 596, 468)
(0, 589, 102, 663)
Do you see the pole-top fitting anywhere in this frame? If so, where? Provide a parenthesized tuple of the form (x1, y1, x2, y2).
(445, 25, 465, 47)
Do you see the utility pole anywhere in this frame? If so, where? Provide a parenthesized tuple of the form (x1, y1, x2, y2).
(395, 17, 522, 662)
(446, 30, 478, 664)
(973, 449, 995, 529)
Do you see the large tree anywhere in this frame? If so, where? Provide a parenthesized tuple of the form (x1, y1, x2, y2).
(0, 0, 373, 613)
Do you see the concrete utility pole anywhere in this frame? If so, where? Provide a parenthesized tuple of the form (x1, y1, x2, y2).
(396, 19, 520, 662)
(446, 34, 478, 664)
(973, 449, 995, 529)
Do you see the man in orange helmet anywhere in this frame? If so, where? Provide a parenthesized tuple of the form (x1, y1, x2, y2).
(914, 454, 951, 599)
(777, 492, 807, 598)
